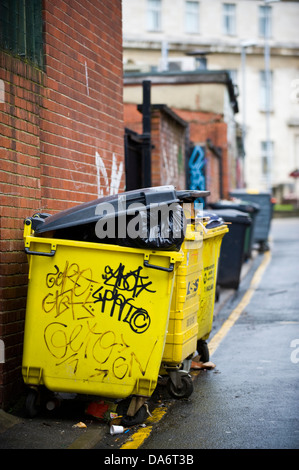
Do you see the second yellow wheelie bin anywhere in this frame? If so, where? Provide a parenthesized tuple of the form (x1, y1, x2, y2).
(161, 223, 204, 398)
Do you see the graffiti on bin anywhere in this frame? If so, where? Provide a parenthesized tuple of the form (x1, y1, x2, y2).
(92, 263, 155, 334)
(42, 261, 154, 333)
(43, 322, 158, 379)
(41, 261, 158, 379)
(203, 264, 215, 292)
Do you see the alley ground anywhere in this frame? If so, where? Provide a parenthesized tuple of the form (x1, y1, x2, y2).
(0, 217, 298, 452)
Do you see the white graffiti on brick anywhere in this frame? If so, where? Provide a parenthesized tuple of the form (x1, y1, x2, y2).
(162, 142, 178, 185)
(0, 79, 4, 103)
(0, 339, 4, 363)
(95, 151, 123, 197)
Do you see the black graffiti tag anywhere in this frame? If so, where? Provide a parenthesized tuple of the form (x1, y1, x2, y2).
(102, 263, 156, 298)
(92, 263, 155, 334)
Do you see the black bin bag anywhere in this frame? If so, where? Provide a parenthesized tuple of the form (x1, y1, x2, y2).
(29, 186, 209, 252)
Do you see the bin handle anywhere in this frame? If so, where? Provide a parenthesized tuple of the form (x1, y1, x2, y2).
(25, 246, 56, 257)
(143, 259, 174, 272)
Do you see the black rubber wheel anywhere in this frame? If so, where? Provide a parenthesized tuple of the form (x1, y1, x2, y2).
(166, 375, 193, 399)
(25, 389, 40, 418)
(117, 398, 148, 427)
(197, 339, 210, 363)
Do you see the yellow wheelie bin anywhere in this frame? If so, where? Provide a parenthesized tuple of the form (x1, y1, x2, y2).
(161, 223, 204, 399)
(22, 217, 183, 423)
(196, 213, 228, 362)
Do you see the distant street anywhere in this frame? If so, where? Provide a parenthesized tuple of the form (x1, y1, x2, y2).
(138, 217, 299, 449)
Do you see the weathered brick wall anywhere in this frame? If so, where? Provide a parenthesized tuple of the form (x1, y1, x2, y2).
(151, 107, 187, 190)
(124, 103, 188, 189)
(41, 0, 124, 209)
(0, 57, 44, 407)
(0, 0, 124, 408)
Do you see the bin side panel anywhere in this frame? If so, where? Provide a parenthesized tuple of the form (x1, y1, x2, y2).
(22, 242, 178, 398)
(197, 230, 226, 340)
(162, 236, 203, 365)
(216, 223, 246, 289)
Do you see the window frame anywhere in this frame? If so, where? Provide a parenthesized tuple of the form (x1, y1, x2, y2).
(185, 1, 200, 34)
(260, 70, 273, 112)
(222, 3, 236, 36)
(146, 0, 162, 32)
(0, 0, 43, 68)
(259, 5, 272, 38)
(261, 141, 274, 177)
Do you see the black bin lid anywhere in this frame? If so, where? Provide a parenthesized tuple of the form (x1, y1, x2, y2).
(210, 208, 252, 225)
(32, 186, 210, 234)
(209, 199, 260, 213)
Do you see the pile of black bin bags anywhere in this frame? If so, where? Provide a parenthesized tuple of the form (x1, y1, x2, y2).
(28, 186, 209, 252)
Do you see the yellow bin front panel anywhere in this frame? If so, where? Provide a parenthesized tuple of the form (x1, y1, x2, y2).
(162, 226, 203, 365)
(197, 225, 228, 341)
(22, 232, 183, 399)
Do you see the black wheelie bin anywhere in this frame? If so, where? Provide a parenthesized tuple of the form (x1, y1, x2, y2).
(229, 189, 272, 252)
(209, 199, 260, 260)
(210, 208, 252, 289)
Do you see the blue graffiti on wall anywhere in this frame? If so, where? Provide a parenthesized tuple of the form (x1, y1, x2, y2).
(188, 145, 206, 205)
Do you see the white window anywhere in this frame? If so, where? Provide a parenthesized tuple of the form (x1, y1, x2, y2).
(260, 70, 273, 111)
(185, 1, 199, 33)
(261, 141, 274, 176)
(222, 3, 236, 36)
(259, 5, 271, 38)
(147, 0, 162, 31)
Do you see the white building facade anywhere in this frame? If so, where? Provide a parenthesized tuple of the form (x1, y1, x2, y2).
(122, 0, 299, 201)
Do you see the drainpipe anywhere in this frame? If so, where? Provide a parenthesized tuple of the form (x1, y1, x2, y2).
(142, 80, 152, 187)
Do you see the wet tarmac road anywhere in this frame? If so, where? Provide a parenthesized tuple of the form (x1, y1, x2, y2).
(135, 217, 299, 450)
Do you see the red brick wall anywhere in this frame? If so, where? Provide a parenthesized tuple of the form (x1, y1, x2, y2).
(0, 0, 124, 408)
(124, 103, 187, 189)
(151, 108, 187, 190)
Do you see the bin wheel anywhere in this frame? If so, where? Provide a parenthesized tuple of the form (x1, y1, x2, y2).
(197, 339, 210, 363)
(166, 375, 193, 399)
(25, 388, 40, 418)
(117, 398, 148, 427)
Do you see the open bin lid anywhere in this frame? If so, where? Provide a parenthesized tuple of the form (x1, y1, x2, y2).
(176, 190, 210, 202)
(30, 186, 210, 234)
(30, 186, 175, 234)
(210, 208, 252, 225)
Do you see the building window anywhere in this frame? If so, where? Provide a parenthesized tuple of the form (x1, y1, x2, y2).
(147, 0, 162, 31)
(185, 1, 200, 34)
(259, 5, 272, 38)
(0, 0, 43, 68)
(222, 3, 236, 36)
(260, 70, 273, 112)
(261, 141, 274, 176)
